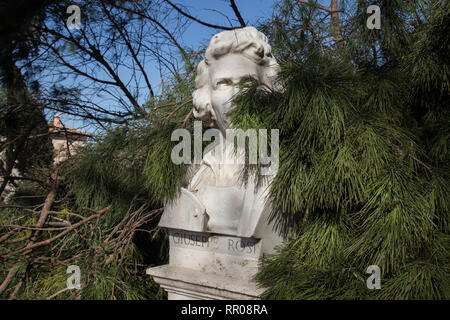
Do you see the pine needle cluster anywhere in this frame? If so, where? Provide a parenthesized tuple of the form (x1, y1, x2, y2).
(230, 0, 449, 299)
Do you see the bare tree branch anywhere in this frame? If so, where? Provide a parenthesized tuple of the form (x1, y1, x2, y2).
(164, 0, 233, 30)
(100, 2, 155, 98)
(229, 0, 246, 27)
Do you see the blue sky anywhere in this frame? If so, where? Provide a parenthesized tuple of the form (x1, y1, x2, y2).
(50, 0, 335, 133)
(53, 0, 280, 132)
(144, 0, 281, 107)
(180, 0, 278, 44)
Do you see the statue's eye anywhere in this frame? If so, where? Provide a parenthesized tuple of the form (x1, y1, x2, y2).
(216, 79, 233, 88)
(240, 76, 255, 84)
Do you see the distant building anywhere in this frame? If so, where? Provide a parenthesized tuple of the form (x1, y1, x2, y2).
(1, 114, 91, 201)
(48, 114, 91, 163)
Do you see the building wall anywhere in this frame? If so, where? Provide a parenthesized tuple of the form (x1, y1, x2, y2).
(51, 135, 88, 164)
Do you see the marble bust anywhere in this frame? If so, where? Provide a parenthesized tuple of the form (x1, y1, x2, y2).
(159, 27, 283, 253)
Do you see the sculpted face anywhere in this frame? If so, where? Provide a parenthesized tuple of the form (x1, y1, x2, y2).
(208, 54, 262, 132)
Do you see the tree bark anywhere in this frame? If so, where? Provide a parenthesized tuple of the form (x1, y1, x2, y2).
(330, 0, 344, 47)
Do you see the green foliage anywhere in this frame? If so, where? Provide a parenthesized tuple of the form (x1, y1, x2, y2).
(143, 122, 190, 205)
(239, 0, 450, 300)
(67, 126, 153, 222)
(0, 50, 198, 299)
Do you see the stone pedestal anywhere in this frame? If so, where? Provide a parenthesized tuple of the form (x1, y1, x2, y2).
(146, 229, 265, 300)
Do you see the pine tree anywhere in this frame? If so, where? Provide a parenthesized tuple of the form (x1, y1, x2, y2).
(232, 0, 449, 299)
(0, 0, 56, 199)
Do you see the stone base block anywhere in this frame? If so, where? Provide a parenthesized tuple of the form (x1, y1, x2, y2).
(146, 265, 264, 300)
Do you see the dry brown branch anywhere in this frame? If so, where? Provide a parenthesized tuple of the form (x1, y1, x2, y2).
(0, 262, 21, 296)
(0, 227, 21, 244)
(182, 109, 194, 127)
(3, 224, 70, 231)
(103, 200, 141, 243)
(4, 235, 30, 244)
(8, 280, 23, 300)
(46, 287, 71, 300)
(24, 168, 61, 254)
(2, 205, 112, 259)
(162, 98, 192, 124)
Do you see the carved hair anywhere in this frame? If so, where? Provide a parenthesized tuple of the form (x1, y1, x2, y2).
(192, 27, 282, 124)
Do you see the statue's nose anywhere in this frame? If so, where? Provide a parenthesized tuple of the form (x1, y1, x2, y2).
(193, 95, 212, 121)
(195, 101, 207, 113)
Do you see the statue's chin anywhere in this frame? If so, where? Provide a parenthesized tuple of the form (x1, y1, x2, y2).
(211, 114, 229, 133)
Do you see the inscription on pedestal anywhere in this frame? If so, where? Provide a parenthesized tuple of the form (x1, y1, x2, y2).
(169, 230, 261, 259)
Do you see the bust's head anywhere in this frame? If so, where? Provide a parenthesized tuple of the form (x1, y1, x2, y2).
(193, 27, 282, 132)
